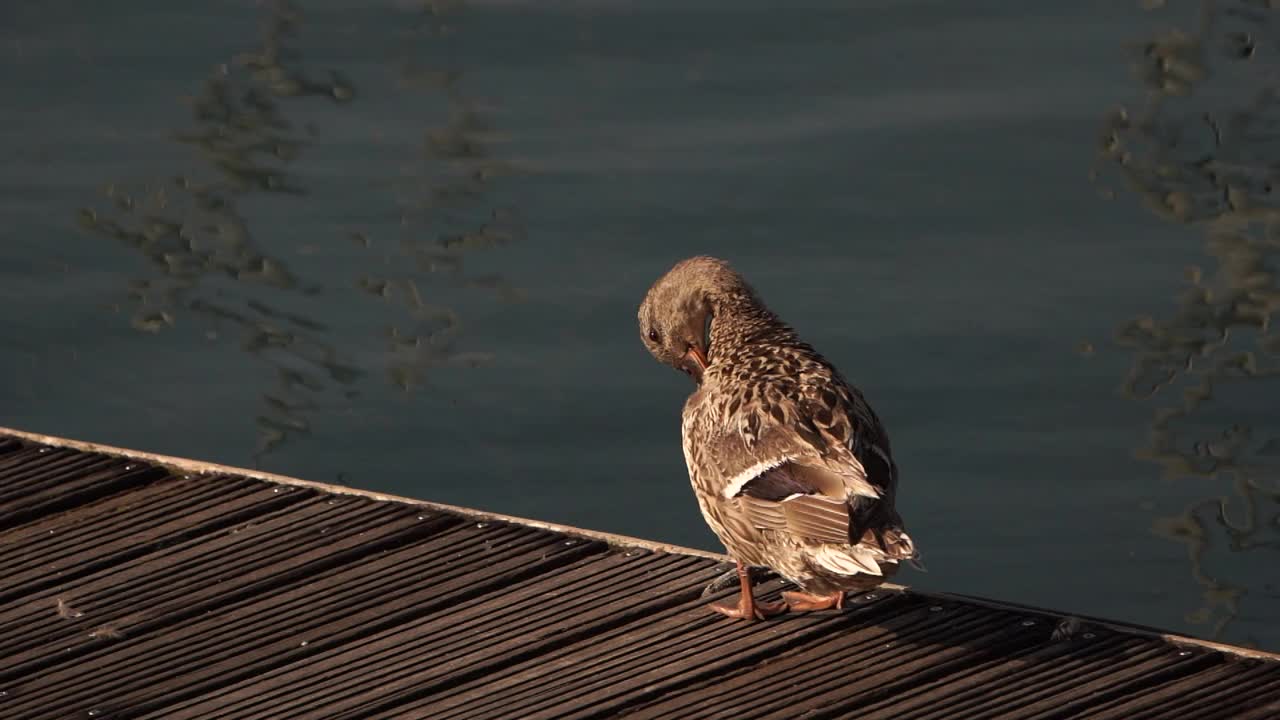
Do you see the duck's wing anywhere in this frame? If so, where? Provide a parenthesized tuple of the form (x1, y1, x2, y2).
(698, 376, 911, 563)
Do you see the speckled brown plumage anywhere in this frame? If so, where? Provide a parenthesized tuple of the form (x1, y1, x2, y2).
(639, 256, 918, 620)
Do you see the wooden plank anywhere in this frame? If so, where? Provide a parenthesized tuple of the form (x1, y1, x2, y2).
(0, 430, 1276, 720)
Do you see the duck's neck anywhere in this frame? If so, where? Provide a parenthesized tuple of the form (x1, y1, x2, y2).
(705, 290, 798, 365)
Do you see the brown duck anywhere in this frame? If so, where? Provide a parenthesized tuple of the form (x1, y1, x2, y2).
(638, 256, 919, 621)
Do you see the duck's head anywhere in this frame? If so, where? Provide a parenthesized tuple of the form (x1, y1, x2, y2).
(638, 256, 746, 382)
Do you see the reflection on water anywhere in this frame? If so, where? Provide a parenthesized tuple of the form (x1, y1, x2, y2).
(380, 0, 527, 393)
(1097, 0, 1280, 644)
(72, 0, 523, 462)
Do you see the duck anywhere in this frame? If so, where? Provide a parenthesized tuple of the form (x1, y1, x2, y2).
(638, 256, 919, 621)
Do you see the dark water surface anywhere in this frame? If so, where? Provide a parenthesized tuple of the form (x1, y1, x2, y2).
(3, 1, 1278, 650)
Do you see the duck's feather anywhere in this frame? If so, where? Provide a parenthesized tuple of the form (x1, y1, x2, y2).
(682, 343, 921, 577)
(739, 489, 850, 545)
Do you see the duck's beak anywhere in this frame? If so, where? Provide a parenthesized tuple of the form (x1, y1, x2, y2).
(680, 345, 708, 382)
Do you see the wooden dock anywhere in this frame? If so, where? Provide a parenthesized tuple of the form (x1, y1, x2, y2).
(2, 428, 1278, 720)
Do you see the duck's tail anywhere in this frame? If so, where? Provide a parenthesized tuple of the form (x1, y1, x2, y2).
(807, 520, 923, 580)
(864, 513, 925, 572)
(885, 527, 926, 572)
(876, 525, 916, 559)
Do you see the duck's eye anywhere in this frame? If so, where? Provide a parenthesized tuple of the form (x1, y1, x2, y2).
(648, 328, 660, 343)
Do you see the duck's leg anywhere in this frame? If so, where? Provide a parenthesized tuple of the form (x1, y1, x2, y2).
(707, 561, 787, 621)
(782, 590, 844, 612)
(700, 565, 775, 597)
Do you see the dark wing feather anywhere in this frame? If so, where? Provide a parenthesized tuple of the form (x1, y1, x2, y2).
(797, 379, 897, 499)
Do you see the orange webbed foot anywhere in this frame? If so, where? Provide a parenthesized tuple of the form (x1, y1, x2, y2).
(707, 596, 787, 621)
(781, 590, 845, 612)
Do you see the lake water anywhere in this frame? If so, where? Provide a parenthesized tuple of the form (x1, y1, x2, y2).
(3, 0, 1277, 650)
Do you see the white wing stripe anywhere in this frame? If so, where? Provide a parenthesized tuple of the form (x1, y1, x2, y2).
(721, 458, 788, 499)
